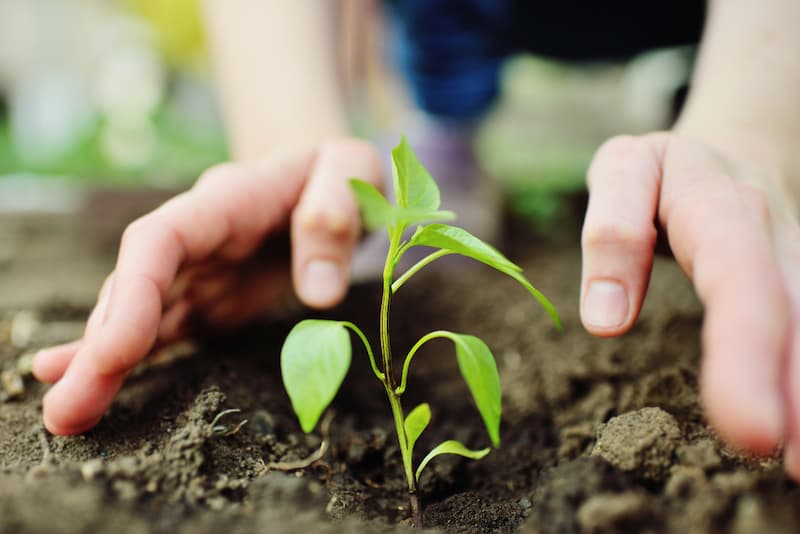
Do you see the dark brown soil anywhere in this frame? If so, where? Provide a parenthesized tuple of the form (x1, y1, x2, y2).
(1, 207, 799, 534)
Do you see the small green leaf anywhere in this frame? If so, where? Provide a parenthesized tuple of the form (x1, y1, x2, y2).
(404, 403, 431, 455)
(349, 179, 454, 231)
(415, 440, 490, 482)
(409, 223, 560, 328)
(392, 137, 441, 211)
(394, 207, 455, 227)
(446, 333, 502, 447)
(349, 179, 394, 231)
(280, 320, 352, 433)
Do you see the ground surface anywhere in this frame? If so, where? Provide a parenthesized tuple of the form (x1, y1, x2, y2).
(1, 207, 799, 534)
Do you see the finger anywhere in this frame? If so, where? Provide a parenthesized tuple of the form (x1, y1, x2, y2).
(768, 218, 800, 476)
(660, 143, 788, 453)
(580, 134, 666, 335)
(157, 298, 193, 345)
(33, 340, 82, 384)
(291, 139, 383, 308)
(32, 274, 114, 384)
(184, 270, 239, 307)
(202, 267, 293, 328)
(783, 314, 800, 478)
(42, 349, 125, 435)
(90, 150, 314, 376)
(85, 273, 114, 339)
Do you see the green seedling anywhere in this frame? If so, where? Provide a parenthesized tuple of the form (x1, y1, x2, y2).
(280, 138, 560, 527)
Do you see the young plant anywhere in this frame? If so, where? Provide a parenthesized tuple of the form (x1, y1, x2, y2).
(280, 138, 560, 527)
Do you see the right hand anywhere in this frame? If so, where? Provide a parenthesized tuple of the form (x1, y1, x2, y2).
(33, 138, 383, 435)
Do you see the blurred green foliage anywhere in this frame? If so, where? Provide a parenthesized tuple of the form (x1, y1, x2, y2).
(0, 109, 227, 185)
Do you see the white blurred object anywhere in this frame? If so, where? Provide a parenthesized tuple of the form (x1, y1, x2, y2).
(0, 174, 86, 213)
(0, 0, 166, 170)
(622, 48, 692, 131)
(94, 17, 164, 122)
(94, 15, 165, 169)
(167, 70, 224, 142)
(9, 73, 95, 165)
(0, 0, 99, 165)
(101, 119, 158, 169)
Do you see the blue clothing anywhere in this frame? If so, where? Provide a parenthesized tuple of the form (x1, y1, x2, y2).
(388, 1, 704, 121)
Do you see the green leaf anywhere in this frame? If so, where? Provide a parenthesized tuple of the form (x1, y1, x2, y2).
(349, 179, 455, 231)
(349, 179, 394, 231)
(280, 320, 352, 433)
(415, 440, 490, 482)
(409, 223, 561, 328)
(409, 224, 520, 273)
(404, 403, 431, 455)
(392, 137, 441, 211)
(395, 207, 455, 227)
(506, 270, 561, 330)
(445, 333, 502, 447)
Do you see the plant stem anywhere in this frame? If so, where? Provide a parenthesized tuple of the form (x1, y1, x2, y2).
(391, 249, 453, 293)
(395, 330, 450, 395)
(379, 227, 422, 528)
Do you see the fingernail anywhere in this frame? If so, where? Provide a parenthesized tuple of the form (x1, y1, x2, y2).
(303, 260, 343, 304)
(583, 280, 629, 329)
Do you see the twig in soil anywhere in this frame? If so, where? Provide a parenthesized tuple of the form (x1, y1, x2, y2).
(39, 427, 52, 464)
(264, 411, 334, 472)
(210, 408, 248, 437)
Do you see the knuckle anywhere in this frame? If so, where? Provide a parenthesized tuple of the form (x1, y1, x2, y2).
(582, 220, 656, 251)
(319, 137, 372, 160)
(120, 216, 152, 247)
(195, 162, 241, 189)
(588, 135, 645, 187)
(596, 135, 643, 161)
(317, 138, 383, 187)
(293, 205, 359, 242)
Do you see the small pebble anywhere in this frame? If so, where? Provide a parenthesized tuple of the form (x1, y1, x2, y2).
(251, 410, 277, 437)
(591, 407, 681, 481)
(15, 352, 36, 376)
(1, 369, 24, 399)
(10, 311, 39, 348)
(112, 480, 139, 501)
(81, 459, 105, 481)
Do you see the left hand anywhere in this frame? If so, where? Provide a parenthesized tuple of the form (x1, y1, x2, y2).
(579, 131, 800, 475)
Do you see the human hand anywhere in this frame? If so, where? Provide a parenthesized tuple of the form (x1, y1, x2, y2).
(579, 132, 800, 473)
(33, 138, 383, 435)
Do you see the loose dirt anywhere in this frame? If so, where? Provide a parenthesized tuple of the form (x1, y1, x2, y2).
(1, 209, 798, 533)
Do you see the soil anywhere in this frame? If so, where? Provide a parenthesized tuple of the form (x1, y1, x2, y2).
(1, 206, 799, 534)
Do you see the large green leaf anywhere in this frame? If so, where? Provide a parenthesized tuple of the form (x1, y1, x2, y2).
(409, 224, 520, 272)
(349, 179, 454, 231)
(445, 333, 502, 447)
(404, 403, 431, 455)
(415, 440, 490, 482)
(280, 320, 352, 433)
(391, 137, 440, 211)
(409, 223, 561, 328)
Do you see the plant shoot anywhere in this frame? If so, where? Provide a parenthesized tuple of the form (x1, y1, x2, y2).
(280, 138, 559, 527)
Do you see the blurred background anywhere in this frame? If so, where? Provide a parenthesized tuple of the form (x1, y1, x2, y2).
(0, 0, 694, 224)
